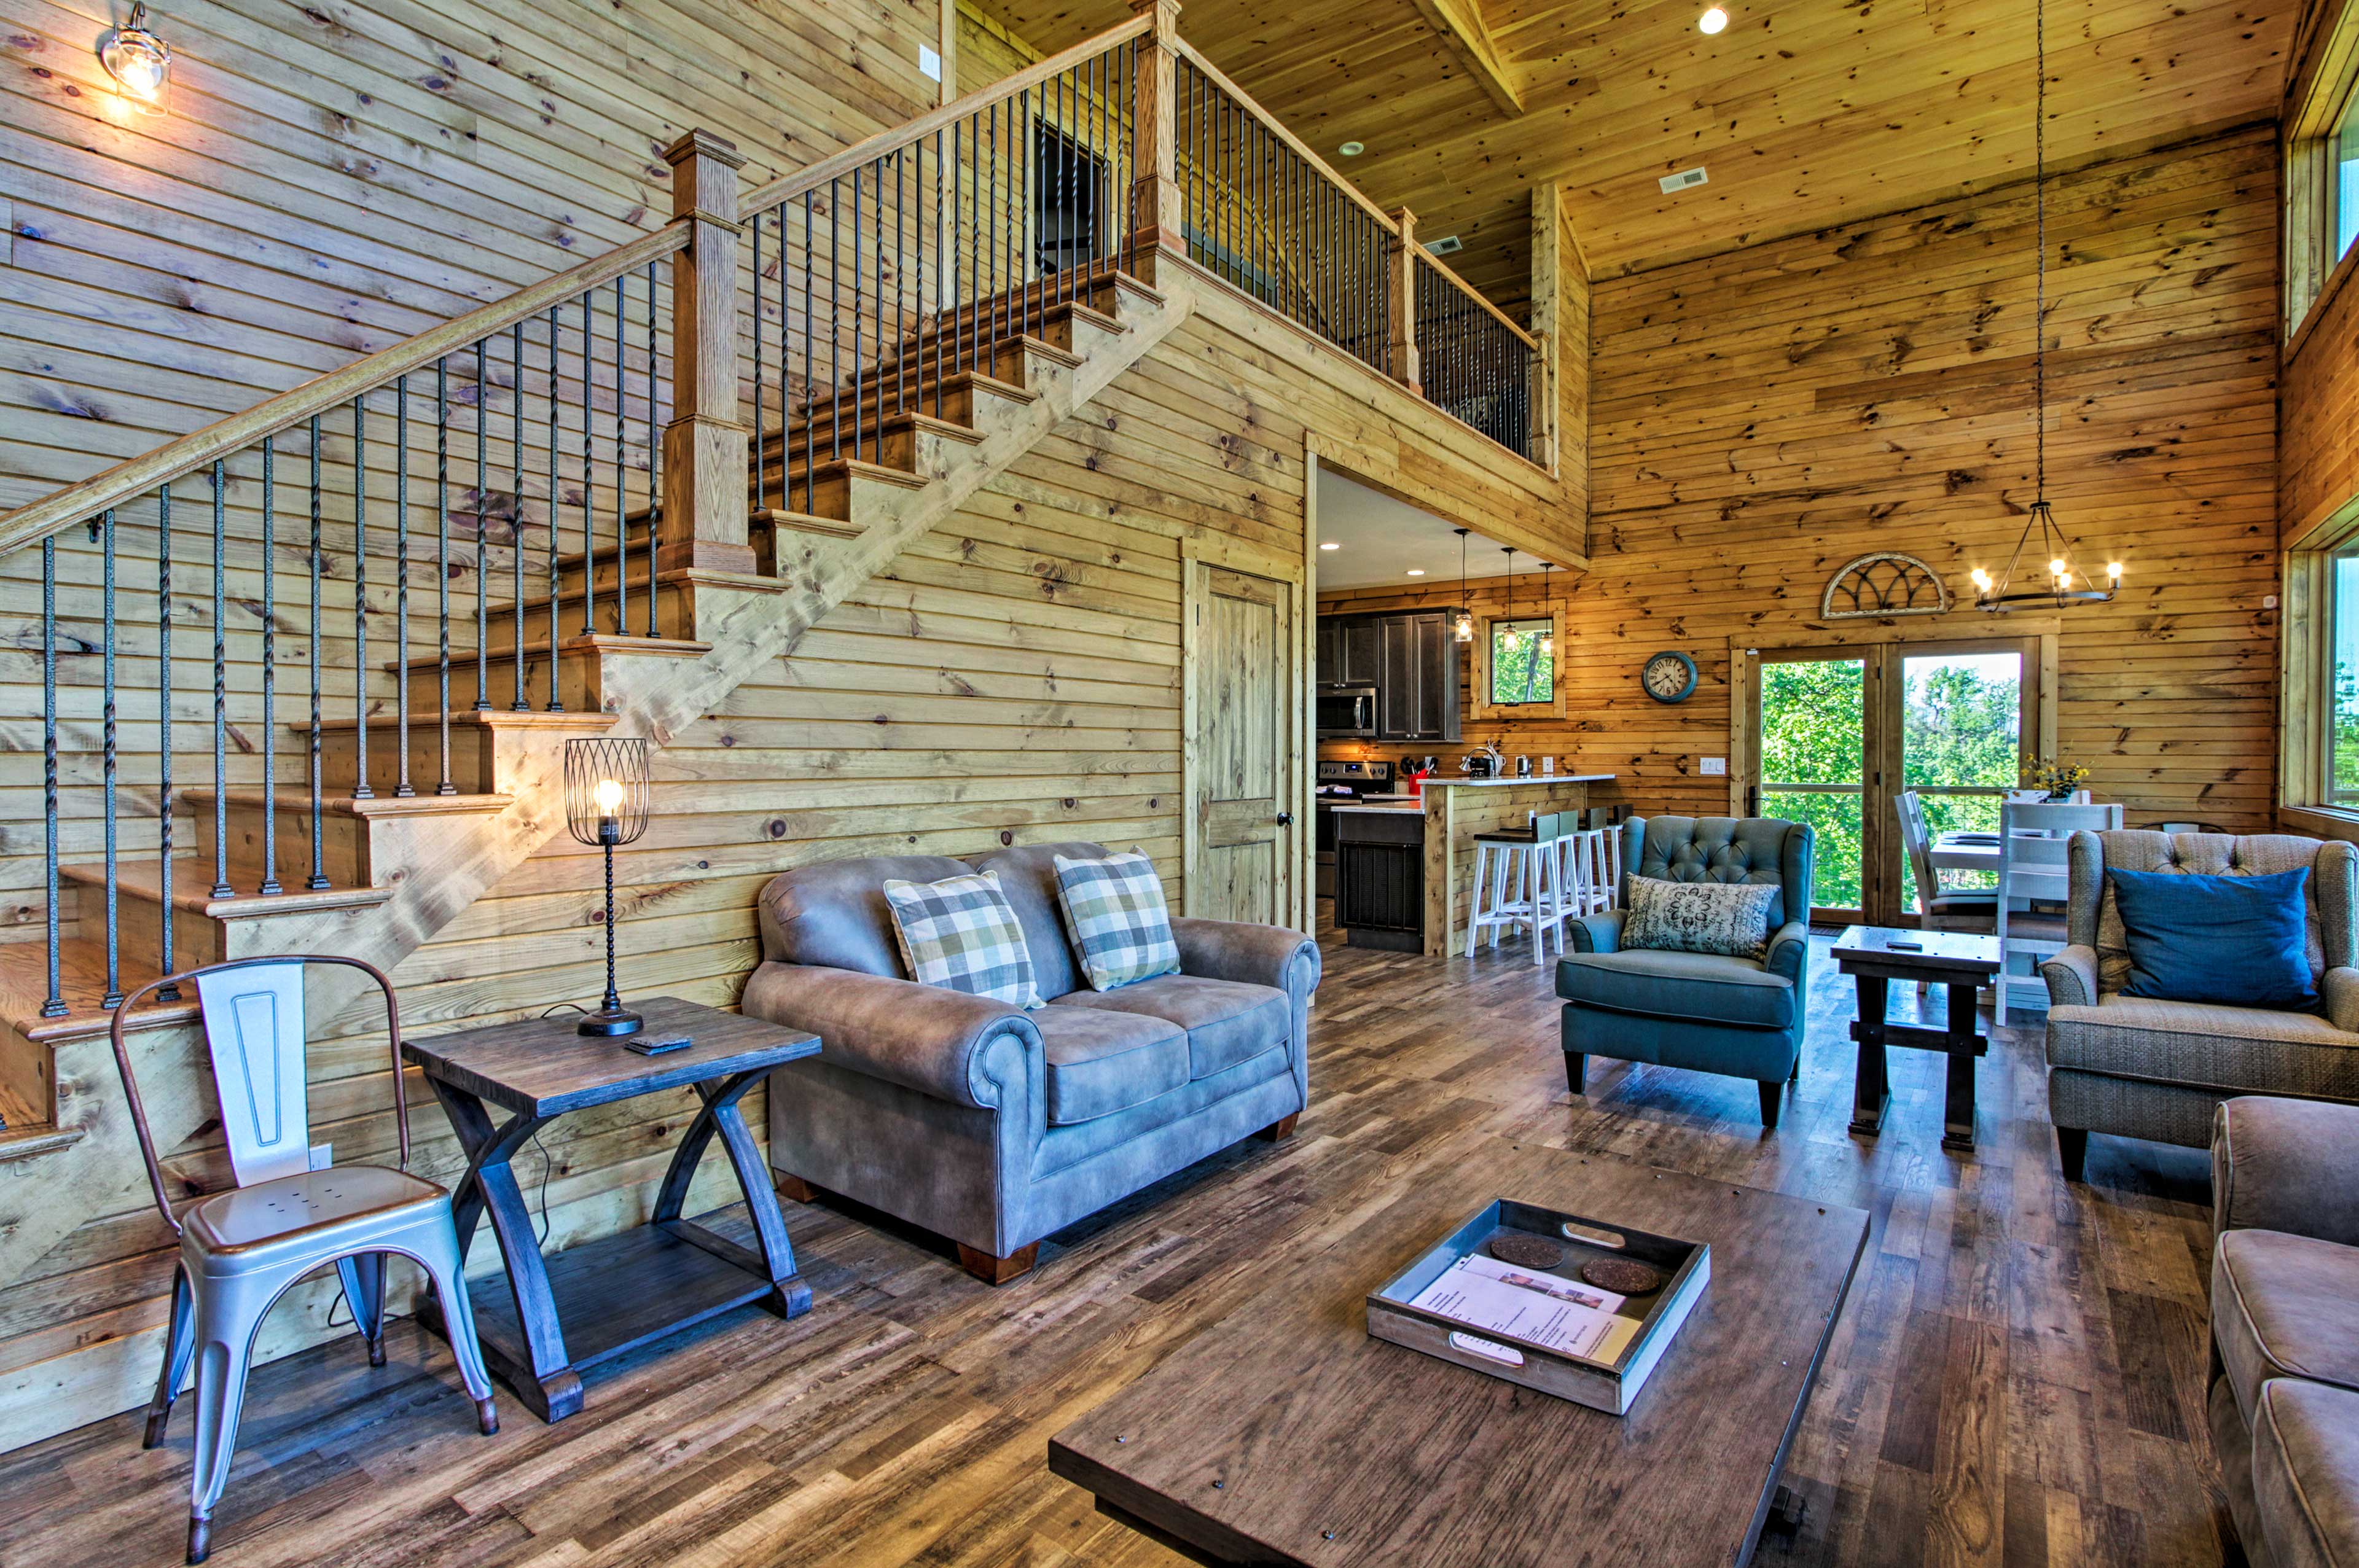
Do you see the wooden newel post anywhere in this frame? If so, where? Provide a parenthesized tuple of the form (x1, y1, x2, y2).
(1530, 327, 1556, 471)
(1127, 0, 1186, 271)
(1388, 206, 1421, 394)
(660, 129, 756, 577)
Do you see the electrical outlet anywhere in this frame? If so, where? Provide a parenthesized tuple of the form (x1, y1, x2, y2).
(1701, 757, 1726, 776)
(309, 1143, 332, 1171)
(919, 44, 942, 81)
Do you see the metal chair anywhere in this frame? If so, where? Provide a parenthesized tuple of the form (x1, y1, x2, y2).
(109, 956, 499, 1563)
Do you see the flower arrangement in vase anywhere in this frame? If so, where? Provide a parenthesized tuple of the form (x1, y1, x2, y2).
(2024, 757, 2089, 802)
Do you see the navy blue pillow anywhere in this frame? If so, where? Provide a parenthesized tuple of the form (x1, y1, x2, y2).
(2108, 865, 2316, 1009)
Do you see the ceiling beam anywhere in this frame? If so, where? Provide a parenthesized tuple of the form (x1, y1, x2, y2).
(1405, 0, 1525, 115)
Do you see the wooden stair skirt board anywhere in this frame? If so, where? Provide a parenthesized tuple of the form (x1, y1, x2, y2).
(0, 263, 1192, 1459)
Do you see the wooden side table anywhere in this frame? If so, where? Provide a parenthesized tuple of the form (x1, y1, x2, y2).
(402, 995, 820, 1422)
(1831, 927, 2002, 1153)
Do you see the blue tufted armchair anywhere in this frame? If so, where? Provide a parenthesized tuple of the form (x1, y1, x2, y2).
(1554, 815, 1815, 1126)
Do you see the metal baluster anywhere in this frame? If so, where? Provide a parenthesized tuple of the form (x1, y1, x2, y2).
(581, 294, 596, 639)
(932, 131, 945, 419)
(101, 508, 120, 1003)
(351, 399, 372, 798)
(957, 122, 971, 377)
(475, 340, 490, 711)
(612, 281, 626, 633)
(988, 102, 1001, 362)
(645, 260, 660, 636)
(39, 536, 62, 1017)
(914, 138, 926, 425)
(157, 481, 177, 995)
(852, 165, 864, 464)
(394, 377, 413, 798)
(754, 198, 768, 516)
(258, 439, 281, 894)
(512, 322, 528, 707)
(805, 192, 817, 510)
(896, 146, 907, 431)
(211, 459, 233, 890)
(546, 307, 563, 711)
(308, 417, 328, 887)
(830, 176, 843, 464)
(872, 156, 886, 458)
(1018, 86, 1031, 341)
(436, 358, 453, 795)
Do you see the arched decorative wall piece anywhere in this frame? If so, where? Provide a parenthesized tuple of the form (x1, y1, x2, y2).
(1820, 553, 1953, 619)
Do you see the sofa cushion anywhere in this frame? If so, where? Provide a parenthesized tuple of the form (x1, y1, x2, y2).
(756, 852, 975, 978)
(971, 842, 1107, 1000)
(2213, 1227, 2359, 1426)
(1627, 815, 1811, 929)
(2045, 996, 2359, 1101)
(1032, 1005, 1189, 1126)
(2083, 831, 2346, 996)
(1053, 848, 1182, 991)
(881, 870, 1043, 1008)
(2253, 1377, 2359, 1568)
(1051, 975, 1288, 1080)
(1555, 948, 1795, 1031)
(1623, 874, 1777, 959)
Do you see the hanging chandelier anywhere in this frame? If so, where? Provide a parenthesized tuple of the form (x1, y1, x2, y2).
(1537, 561, 1555, 655)
(1452, 528, 1474, 642)
(1972, 0, 2120, 613)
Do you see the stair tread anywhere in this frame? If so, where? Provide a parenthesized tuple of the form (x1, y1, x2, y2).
(751, 509, 864, 541)
(58, 860, 393, 916)
(179, 787, 517, 818)
(0, 936, 198, 1045)
(395, 631, 714, 674)
(317, 709, 620, 734)
(755, 408, 988, 456)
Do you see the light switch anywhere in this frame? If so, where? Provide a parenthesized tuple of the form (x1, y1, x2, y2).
(1700, 757, 1726, 776)
(309, 1143, 333, 1171)
(919, 44, 943, 81)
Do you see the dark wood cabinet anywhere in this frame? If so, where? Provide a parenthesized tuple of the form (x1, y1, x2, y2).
(1334, 809, 1425, 951)
(1316, 610, 1458, 741)
(1341, 619, 1382, 687)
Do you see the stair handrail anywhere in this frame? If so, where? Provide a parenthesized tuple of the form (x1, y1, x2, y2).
(737, 14, 1154, 217)
(0, 224, 688, 563)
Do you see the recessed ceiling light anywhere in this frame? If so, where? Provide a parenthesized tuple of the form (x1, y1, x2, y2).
(1338, 141, 1364, 157)
(1319, 541, 1340, 550)
(1698, 5, 1728, 31)
(1406, 568, 1425, 576)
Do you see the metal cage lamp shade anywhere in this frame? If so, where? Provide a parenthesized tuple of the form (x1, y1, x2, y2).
(564, 737, 651, 1037)
(1453, 528, 1474, 642)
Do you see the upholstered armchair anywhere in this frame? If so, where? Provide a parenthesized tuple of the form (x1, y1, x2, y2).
(2041, 830, 2359, 1180)
(1554, 815, 1815, 1127)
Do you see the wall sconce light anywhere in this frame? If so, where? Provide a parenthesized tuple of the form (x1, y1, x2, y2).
(99, 4, 172, 109)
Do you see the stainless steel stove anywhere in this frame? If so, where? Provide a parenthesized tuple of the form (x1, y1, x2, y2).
(1315, 759, 1395, 899)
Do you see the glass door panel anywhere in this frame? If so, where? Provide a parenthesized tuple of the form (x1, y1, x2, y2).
(1759, 656, 1866, 918)
(1899, 649, 2024, 912)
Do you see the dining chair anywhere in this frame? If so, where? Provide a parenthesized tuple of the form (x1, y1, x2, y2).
(1895, 792, 1998, 937)
(110, 955, 499, 1563)
(1996, 802, 2122, 1024)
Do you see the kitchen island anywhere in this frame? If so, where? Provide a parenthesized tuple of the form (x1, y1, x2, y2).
(1420, 776, 1615, 958)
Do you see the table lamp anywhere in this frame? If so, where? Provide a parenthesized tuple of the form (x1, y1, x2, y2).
(564, 736, 651, 1037)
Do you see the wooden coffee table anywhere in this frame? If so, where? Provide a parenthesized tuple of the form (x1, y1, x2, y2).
(1831, 926, 2003, 1152)
(1049, 1139, 1869, 1567)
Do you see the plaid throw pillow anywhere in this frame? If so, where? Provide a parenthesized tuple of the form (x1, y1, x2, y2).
(881, 870, 1043, 1008)
(1052, 849, 1182, 992)
(1622, 874, 1777, 960)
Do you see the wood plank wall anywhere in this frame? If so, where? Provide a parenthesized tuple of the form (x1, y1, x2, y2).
(1324, 127, 2282, 834)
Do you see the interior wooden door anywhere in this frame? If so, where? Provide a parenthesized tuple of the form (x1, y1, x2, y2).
(1186, 560, 1300, 926)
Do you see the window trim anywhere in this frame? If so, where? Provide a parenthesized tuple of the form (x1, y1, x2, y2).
(2284, 0, 2359, 337)
(1468, 607, 1565, 720)
(2280, 512, 2359, 817)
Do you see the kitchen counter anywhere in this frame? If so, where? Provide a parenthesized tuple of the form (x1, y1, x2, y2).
(1420, 773, 1617, 788)
(1329, 802, 1424, 814)
(1418, 774, 1616, 957)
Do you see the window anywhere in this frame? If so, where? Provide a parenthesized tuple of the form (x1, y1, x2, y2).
(2285, 15, 2359, 330)
(2333, 545, 2359, 805)
(1033, 123, 1106, 279)
(2339, 92, 2359, 263)
(1489, 618, 1554, 705)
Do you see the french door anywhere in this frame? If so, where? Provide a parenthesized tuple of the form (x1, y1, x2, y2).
(1745, 638, 2040, 927)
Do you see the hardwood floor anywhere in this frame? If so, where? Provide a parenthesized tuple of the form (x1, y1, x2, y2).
(0, 926, 2228, 1567)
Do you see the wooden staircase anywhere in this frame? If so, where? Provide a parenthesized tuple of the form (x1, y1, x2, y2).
(0, 263, 1193, 1302)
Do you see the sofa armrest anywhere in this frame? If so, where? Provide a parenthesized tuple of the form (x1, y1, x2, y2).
(2325, 967, 2359, 1035)
(1568, 910, 1623, 954)
(2213, 1096, 2359, 1249)
(1764, 920, 1808, 986)
(2042, 944, 2100, 1008)
(1170, 916, 1322, 996)
(740, 962, 1040, 1111)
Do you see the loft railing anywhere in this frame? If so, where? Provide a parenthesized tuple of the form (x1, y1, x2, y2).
(0, 1, 1552, 1038)
(736, 18, 1149, 515)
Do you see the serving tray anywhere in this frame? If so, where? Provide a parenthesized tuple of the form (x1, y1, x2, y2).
(1366, 1196, 1709, 1415)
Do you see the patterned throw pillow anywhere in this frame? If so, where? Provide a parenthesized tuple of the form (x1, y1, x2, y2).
(881, 870, 1043, 1008)
(1052, 849, 1182, 992)
(1622, 874, 1778, 960)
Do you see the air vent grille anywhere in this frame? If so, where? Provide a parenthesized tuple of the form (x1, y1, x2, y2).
(1428, 234, 1464, 255)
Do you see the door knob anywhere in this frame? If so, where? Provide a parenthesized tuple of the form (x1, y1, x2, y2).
(1275, 812, 1295, 827)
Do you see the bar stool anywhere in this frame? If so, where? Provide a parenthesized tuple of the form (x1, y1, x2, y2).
(1465, 813, 1572, 962)
(1567, 825, 1621, 914)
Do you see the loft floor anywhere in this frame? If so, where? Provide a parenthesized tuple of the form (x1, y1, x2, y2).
(0, 929, 2223, 1567)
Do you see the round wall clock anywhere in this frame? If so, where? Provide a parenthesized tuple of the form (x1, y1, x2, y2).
(1641, 650, 1699, 704)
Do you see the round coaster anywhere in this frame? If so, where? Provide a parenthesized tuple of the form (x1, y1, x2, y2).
(1581, 1257, 1664, 1295)
(1489, 1235, 1565, 1270)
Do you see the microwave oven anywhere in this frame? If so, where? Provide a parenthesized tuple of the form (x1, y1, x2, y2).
(1316, 685, 1379, 739)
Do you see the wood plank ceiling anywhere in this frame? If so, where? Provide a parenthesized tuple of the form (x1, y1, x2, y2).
(978, 0, 2293, 300)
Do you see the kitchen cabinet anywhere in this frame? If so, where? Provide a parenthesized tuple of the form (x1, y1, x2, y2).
(1314, 610, 1459, 742)
(1333, 809, 1425, 951)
